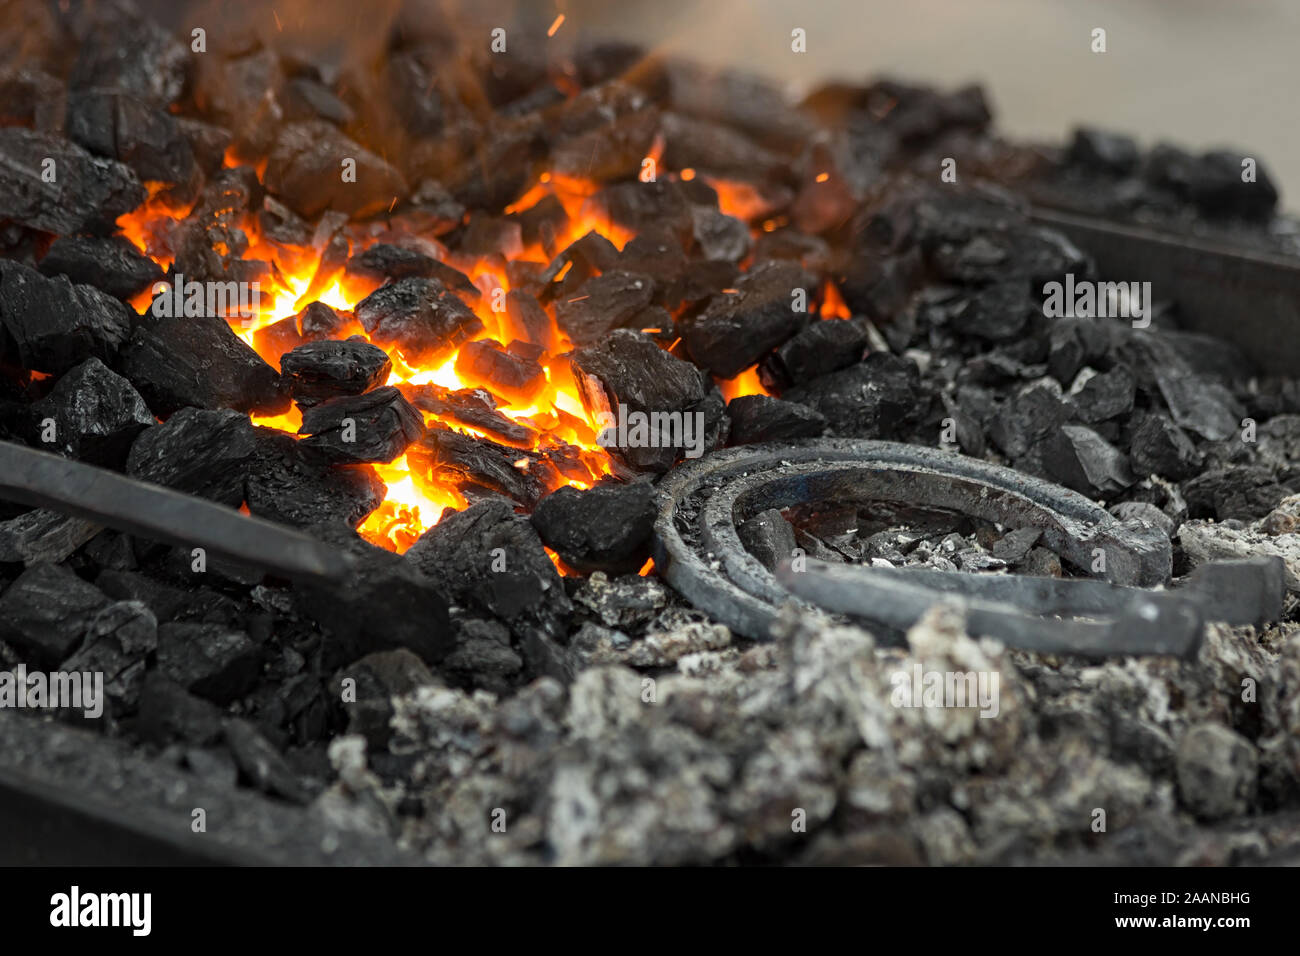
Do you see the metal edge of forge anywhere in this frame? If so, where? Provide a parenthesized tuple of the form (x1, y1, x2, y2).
(0, 711, 422, 866)
(652, 438, 1175, 645)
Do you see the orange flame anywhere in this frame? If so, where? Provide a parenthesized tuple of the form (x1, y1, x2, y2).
(119, 167, 622, 554)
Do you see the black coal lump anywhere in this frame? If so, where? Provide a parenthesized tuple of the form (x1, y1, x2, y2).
(569, 329, 711, 472)
(0, 259, 133, 375)
(137, 675, 225, 746)
(66, 89, 198, 187)
(280, 336, 392, 407)
(737, 508, 798, 572)
(406, 498, 572, 640)
(1039, 424, 1135, 498)
(1183, 466, 1292, 522)
(1069, 127, 1140, 175)
(155, 622, 260, 704)
(245, 429, 385, 529)
(783, 352, 926, 439)
(1067, 366, 1136, 424)
(0, 562, 110, 667)
(530, 482, 656, 575)
(61, 600, 158, 715)
(759, 318, 870, 392)
(555, 270, 656, 347)
(1129, 413, 1203, 481)
(31, 357, 154, 467)
(684, 260, 815, 378)
(353, 277, 483, 365)
(126, 407, 258, 507)
(726, 394, 826, 445)
(331, 649, 438, 747)
(38, 235, 164, 301)
(120, 314, 289, 417)
(223, 718, 314, 804)
(298, 386, 425, 465)
(0, 128, 146, 236)
(407, 428, 548, 506)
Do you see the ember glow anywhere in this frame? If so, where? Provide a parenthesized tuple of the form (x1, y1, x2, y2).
(116, 168, 626, 554)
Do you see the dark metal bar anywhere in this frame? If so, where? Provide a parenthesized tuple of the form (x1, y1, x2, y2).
(1028, 206, 1300, 376)
(0, 440, 354, 585)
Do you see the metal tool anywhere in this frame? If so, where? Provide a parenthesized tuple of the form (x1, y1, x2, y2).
(1028, 206, 1300, 376)
(0, 439, 354, 585)
(777, 556, 1284, 660)
(653, 439, 1284, 657)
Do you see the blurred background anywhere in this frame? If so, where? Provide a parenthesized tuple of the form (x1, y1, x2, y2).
(134, 0, 1300, 206)
(568, 0, 1300, 207)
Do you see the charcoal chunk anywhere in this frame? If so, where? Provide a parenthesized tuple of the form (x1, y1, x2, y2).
(454, 339, 546, 406)
(0, 563, 110, 667)
(691, 207, 752, 263)
(39, 236, 164, 301)
(503, 289, 559, 352)
(120, 315, 288, 416)
(223, 718, 313, 804)
(333, 649, 438, 747)
(68, 1, 187, 107)
(344, 243, 477, 296)
(264, 121, 409, 219)
(531, 483, 656, 575)
(253, 300, 353, 358)
(0, 260, 133, 375)
(1147, 145, 1278, 220)
(991, 527, 1041, 563)
(587, 179, 695, 242)
(555, 271, 655, 347)
(126, 407, 258, 507)
(299, 386, 424, 465)
(66, 89, 197, 187)
(1039, 424, 1134, 498)
(406, 499, 571, 640)
(0, 510, 101, 565)
(685, 261, 815, 377)
(280, 337, 391, 407)
(1129, 413, 1203, 480)
(399, 384, 532, 445)
(726, 394, 826, 445)
(738, 508, 798, 572)
(137, 675, 224, 746)
(61, 600, 157, 714)
(1067, 366, 1135, 424)
(1069, 127, 1140, 175)
(156, 622, 259, 704)
(834, 251, 921, 322)
(570, 330, 712, 472)
(282, 76, 355, 126)
(408, 428, 547, 506)
(295, 522, 453, 667)
(760, 318, 869, 391)
(1132, 337, 1238, 441)
(949, 281, 1034, 342)
(0, 128, 145, 236)
(441, 618, 524, 695)
(245, 429, 385, 529)
(1183, 466, 1291, 522)
(354, 277, 483, 365)
(31, 357, 153, 466)
(783, 353, 926, 439)
(987, 380, 1073, 460)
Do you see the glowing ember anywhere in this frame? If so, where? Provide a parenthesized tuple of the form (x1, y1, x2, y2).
(117, 167, 622, 554)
